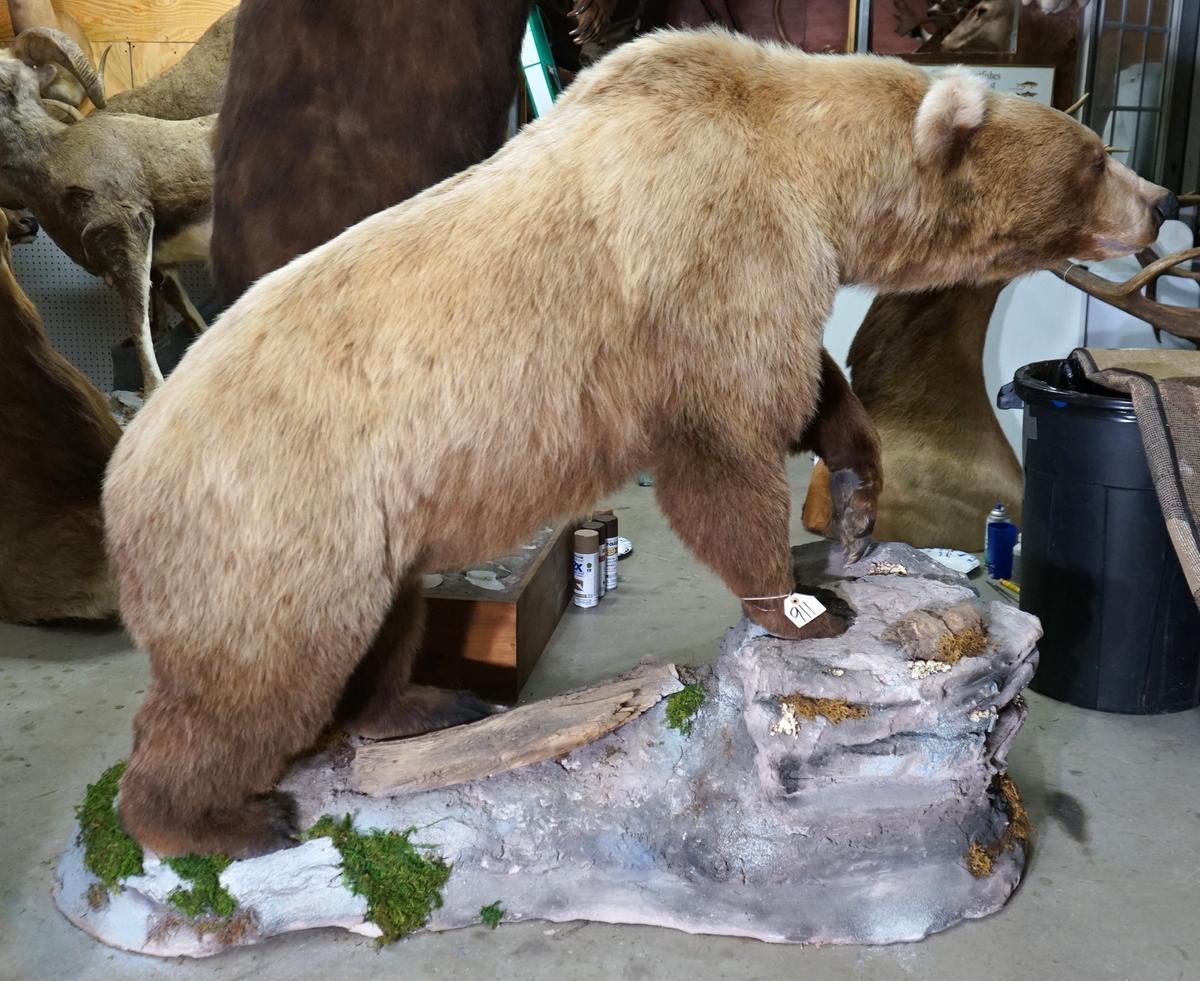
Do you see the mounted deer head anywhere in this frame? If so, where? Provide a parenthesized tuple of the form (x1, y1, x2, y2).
(941, 0, 1016, 53)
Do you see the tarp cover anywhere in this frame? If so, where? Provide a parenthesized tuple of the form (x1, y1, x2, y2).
(1073, 348, 1200, 608)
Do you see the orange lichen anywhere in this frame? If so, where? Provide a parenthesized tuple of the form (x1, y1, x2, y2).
(147, 911, 258, 947)
(86, 883, 109, 911)
(780, 694, 869, 724)
(934, 626, 989, 664)
(997, 773, 1033, 848)
(965, 841, 994, 878)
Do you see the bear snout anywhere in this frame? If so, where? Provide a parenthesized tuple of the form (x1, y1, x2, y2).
(1153, 191, 1179, 226)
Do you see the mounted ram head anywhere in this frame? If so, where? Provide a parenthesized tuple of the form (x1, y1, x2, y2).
(3, 26, 104, 119)
(9, 8, 237, 123)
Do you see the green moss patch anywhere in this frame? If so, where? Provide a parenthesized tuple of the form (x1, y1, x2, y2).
(305, 814, 451, 944)
(665, 683, 706, 735)
(76, 761, 144, 891)
(75, 761, 239, 929)
(480, 901, 505, 929)
(164, 853, 237, 918)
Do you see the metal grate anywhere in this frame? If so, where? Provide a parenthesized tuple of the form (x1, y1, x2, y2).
(1176, 5, 1200, 201)
(1086, 0, 1177, 180)
(9, 236, 217, 392)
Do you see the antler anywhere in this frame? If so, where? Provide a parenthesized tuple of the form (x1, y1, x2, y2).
(1050, 245, 1200, 341)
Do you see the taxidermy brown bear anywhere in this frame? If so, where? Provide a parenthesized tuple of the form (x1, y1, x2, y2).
(210, 0, 535, 302)
(105, 29, 1173, 857)
(0, 209, 121, 623)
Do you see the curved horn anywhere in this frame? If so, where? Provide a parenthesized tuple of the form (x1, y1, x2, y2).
(97, 43, 115, 86)
(41, 98, 85, 122)
(12, 27, 106, 109)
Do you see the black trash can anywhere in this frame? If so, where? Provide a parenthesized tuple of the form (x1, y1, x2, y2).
(1013, 359, 1200, 714)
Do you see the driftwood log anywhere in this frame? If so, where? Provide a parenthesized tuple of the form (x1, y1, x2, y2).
(354, 660, 681, 795)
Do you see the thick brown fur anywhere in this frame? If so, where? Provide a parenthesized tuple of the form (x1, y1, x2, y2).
(105, 30, 1171, 858)
(802, 284, 1023, 552)
(0, 209, 121, 622)
(209, 0, 534, 303)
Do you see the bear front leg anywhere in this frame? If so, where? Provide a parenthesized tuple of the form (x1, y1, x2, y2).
(335, 576, 496, 739)
(653, 447, 848, 640)
(795, 350, 882, 563)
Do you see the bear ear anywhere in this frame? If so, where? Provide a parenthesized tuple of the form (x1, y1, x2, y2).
(914, 68, 988, 167)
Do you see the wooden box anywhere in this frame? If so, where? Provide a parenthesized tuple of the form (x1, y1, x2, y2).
(411, 522, 574, 703)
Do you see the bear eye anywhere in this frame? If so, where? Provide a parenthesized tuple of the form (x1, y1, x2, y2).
(1091, 154, 1107, 176)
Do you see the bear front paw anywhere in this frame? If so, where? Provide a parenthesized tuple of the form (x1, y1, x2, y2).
(829, 467, 878, 564)
(742, 602, 851, 641)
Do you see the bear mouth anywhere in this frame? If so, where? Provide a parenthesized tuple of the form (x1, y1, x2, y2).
(1089, 235, 1150, 257)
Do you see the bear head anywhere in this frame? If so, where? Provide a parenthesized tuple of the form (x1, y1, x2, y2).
(865, 67, 1177, 291)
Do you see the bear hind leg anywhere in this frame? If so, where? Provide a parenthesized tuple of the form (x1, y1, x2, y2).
(118, 670, 332, 858)
(335, 576, 496, 740)
(119, 604, 393, 858)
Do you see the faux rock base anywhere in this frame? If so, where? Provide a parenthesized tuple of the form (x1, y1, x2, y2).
(55, 542, 1040, 956)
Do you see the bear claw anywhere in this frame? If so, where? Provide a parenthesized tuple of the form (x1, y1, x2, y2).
(342, 685, 502, 741)
(829, 467, 877, 564)
(208, 793, 301, 859)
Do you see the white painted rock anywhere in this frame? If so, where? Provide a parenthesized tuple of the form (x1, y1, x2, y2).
(54, 542, 1040, 956)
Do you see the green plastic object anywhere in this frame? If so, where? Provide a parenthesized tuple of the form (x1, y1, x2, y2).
(522, 8, 562, 117)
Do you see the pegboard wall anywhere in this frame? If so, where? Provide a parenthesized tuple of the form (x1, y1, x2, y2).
(0, 1, 230, 391)
(11, 235, 219, 391)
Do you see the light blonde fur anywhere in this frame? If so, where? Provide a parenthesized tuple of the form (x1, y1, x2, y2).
(103, 29, 1171, 857)
(914, 68, 987, 163)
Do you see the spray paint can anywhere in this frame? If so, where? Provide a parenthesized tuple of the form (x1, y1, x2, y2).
(985, 502, 1010, 552)
(984, 502, 1018, 580)
(594, 507, 619, 591)
(573, 529, 601, 608)
(581, 520, 607, 597)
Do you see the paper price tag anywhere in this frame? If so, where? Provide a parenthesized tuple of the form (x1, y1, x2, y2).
(784, 593, 826, 629)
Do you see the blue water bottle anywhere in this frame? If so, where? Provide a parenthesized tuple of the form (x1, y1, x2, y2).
(985, 502, 1018, 580)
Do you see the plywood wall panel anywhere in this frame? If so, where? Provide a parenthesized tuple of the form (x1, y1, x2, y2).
(0, 0, 236, 44)
(97, 39, 134, 96)
(128, 39, 191, 88)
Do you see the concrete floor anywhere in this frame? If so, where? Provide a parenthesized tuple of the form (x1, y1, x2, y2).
(2, 459, 1198, 981)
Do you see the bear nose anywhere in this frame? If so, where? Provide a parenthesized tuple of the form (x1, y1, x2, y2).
(23, 217, 38, 236)
(1153, 191, 1179, 225)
